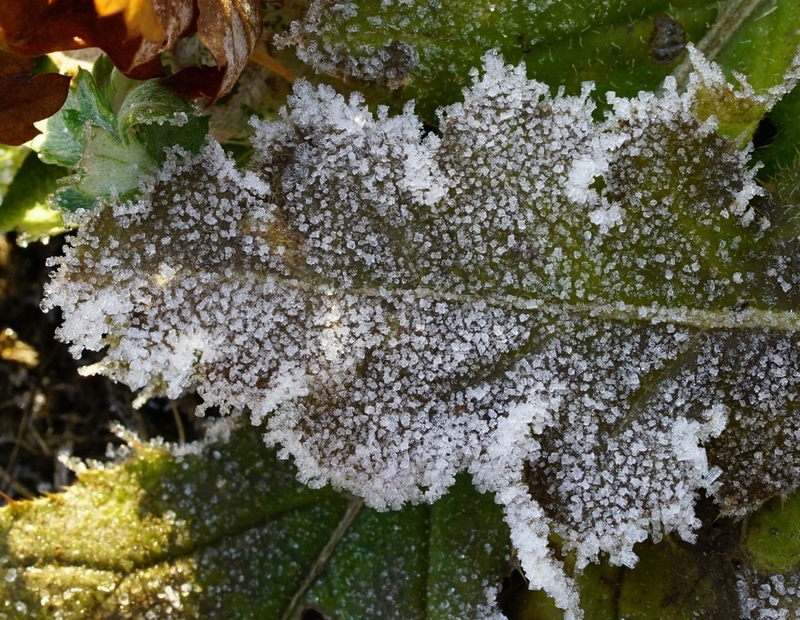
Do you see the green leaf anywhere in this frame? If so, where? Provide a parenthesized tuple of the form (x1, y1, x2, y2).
(714, 0, 800, 93)
(51, 124, 155, 211)
(0, 145, 28, 200)
(116, 80, 209, 163)
(745, 493, 800, 574)
(279, 0, 800, 127)
(0, 419, 511, 619)
(28, 61, 211, 211)
(0, 148, 67, 240)
(117, 80, 190, 137)
(90, 53, 115, 101)
(30, 68, 119, 168)
(26, 67, 154, 212)
(280, 0, 713, 120)
(280, 0, 800, 146)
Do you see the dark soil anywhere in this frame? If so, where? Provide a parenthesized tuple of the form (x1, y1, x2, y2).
(0, 233, 210, 504)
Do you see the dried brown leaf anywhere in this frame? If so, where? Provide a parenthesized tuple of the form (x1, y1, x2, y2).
(0, 0, 166, 80)
(0, 52, 71, 146)
(94, 0, 166, 43)
(0, 0, 261, 99)
(196, 0, 262, 98)
(160, 64, 225, 99)
(93, 0, 262, 98)
(94, 0, 196, 70)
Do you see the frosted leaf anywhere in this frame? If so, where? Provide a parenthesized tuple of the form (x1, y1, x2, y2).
(737, 568, 800, 620)
(706, 333, 800, 515)
(686, 43, 800, 116)
(44, 50, 800, 619)
(524, 321, 731, 568)
(276, 1, 419, 89)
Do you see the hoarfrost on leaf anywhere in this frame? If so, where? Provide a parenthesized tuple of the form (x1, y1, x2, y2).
(276, 0, 421, 89)
(44, 49, 800, 618)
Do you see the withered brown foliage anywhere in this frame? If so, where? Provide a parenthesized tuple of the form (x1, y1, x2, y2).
(0, 0, 262, 145)
(0, 52, 71, 146)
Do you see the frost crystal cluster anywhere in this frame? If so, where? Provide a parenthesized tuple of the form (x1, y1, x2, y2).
(278, 0, 420, 89)
(44, 51, 800, 618)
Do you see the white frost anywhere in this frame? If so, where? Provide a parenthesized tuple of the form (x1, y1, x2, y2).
(43, 48, 800, 620)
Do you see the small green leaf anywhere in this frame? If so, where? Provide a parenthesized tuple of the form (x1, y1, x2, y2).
(30, 68, 119, 168)
(29, 63, 210, 211)
(91, 53, 115, 99)
(52, 125, 155, 212)
(73, 125, 153, 201)
(0, 149, 67, 240)
(51, 187, 99, 212)
(117, 80, 195, 136)
(116, 80, 209, 163)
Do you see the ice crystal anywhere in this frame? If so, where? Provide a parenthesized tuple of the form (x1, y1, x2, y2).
(737, 569, 800, 620)
(277, 0, 420, 88)
(44, 50, 800, 618)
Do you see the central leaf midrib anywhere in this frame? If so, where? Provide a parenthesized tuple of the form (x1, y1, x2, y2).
(263, 274, 800, 333)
